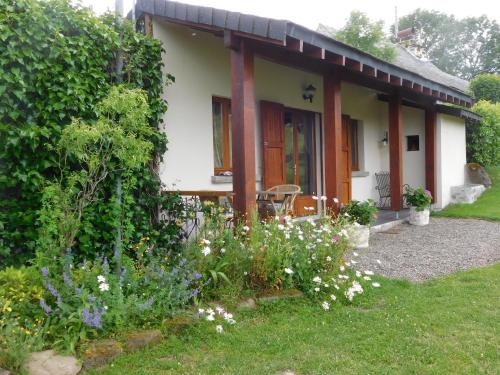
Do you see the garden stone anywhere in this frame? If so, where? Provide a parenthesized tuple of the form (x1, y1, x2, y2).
(82, 339, 122, 369)
(125, 329, 162, 351)
(450, 184, 485, 204)
(162, 315, 194, 334)
(467, 163, 492, 187)
(25, 350, 81, 375)
(256, 289, 303, 303)
(237, 298, 257, 310)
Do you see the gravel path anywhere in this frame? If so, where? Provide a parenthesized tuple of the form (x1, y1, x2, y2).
(350, 217, 500, 282)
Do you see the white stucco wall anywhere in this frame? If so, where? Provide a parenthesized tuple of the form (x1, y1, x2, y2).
(153, 18, 433, 206)
(436, 114, 466, 208)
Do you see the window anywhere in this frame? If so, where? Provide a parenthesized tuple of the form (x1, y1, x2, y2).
(212, 97, 231, 174)
(406, 135, 420, 151)
(350, 119, 360, 171)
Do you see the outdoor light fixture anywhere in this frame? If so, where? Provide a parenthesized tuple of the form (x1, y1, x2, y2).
(302, 84, 316, 103)
(380, 131, 388, 146)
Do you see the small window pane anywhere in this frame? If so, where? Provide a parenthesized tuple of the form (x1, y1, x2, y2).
(407, 135, 419, 151)
(212, 101, 223, 168)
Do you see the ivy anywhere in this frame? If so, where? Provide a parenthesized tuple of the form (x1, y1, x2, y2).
(0, 0, 181, 266)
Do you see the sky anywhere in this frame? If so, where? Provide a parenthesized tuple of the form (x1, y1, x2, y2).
(79, 0, 500, 32)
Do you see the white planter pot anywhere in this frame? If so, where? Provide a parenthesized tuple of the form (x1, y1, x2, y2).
(408, 206, 430, 226)
(348, 224, 370, 249)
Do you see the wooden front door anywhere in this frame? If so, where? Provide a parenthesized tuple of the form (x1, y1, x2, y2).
(340, 114, 352, 204)
(261, 100, 318, 216)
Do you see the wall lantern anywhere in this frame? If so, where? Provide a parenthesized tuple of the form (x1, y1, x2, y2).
(380, 131, 388, 146)
(302, 84, 316, 103)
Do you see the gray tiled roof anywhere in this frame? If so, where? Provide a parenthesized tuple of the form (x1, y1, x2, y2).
(135, 0, 471, 102)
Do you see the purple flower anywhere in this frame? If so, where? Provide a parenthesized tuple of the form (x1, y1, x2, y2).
(103, 257, 109, 274)
(63, 272, 73, 288)
(82, 306, 103, 329)
(193, 272, 202, 280)
(138, 297, 154, 310)
(41, 267, 49, 277)
(88, 294, 96, 303)
(179, 258, 187, 267)
(45, 282, 60, 299)
(425, 189, 433, 198)
(39, 299, 52, 315)
(75, 287, 82, 296)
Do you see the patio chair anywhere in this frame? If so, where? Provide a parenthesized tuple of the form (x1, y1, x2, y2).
(375, 172, 411, 209)
(375, 172, 391, 209)
(257, 184, 301, 217)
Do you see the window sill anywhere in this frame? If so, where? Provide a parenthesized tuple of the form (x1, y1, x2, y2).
(352, 171, 369, 178)
(212, 175, 233, 184)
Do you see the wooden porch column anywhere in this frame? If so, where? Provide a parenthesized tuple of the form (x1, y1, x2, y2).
(425, 108, 437, 203)
(389, 92, 403, 211)
(230, 38, 256, 218)
(323, 71, 342, 209)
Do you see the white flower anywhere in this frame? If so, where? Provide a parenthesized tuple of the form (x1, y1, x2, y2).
(340, 229, 349, 238)
(320, 195, 327, 201)
(363, 276, 371, 281)
(355, 271, 362, 277)
(314, 287, 320, 292)
(216, 306, 224, 314)
(313, 276, 322, 284)
(330, 294, 337, 301)
(201, 246, 211, 256)
(311, 254, 316, 260)
(99, 282, 110, 292)
(203, 239, 211, 245)
(242, 225, 250, 232)
(220, 248, 226, 254)
(97, 275, 106, 283)
(284, 268, 294, 275)
(339, 266, 345, 272)
(326, 256, 332, 262)
(223, 312, 233, 320)
(312, 196, 319, 200)
(351, 260, 358, 264)
(376, 259, 382, 264)
(206, 308, 214, 315)
(321, 301, 330, 310)
(243, 271, 248, 276)
(298, 235, 304, 241)
(206, 314, 215, 321)
(372, 282, 381, 288)
(198, 308, 205, 314)
(333, 197, 339, 204)
(216, 325, 223, 333)
(353, 252, 359, 257)
(345, 280, 364, 301)
(104, 305, 108, 310)
(323, 283, 329, 288)
(334, 284, 340, 290)
(364, 270, 374, 276)
(277, 224, 285, 230)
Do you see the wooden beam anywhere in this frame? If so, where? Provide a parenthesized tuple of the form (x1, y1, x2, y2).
(390, 75, 402, 86)
(389, 92, 403, 211)
(224, 30, 239, 50)
(423, 86, 431, 95)
(412, 83, 423, 93)
(425, 108, 437, 203)
(230, 38, 257, 219)
(285, 36, 303, 52)
(323, 71, 343, 209)
(377, 70, 389, 83)
(303, 43, 325, 59)
(325, 50, 345, 66)
(345, 58, 362, 72)
(362, 65, 376, 77)
(402, 79, 413, 88)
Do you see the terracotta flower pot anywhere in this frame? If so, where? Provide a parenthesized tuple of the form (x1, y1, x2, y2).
(408, 206, 430, 226)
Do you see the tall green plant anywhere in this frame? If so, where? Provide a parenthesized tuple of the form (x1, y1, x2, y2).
(0, 0, 178, 266)
(466, 100, 500, 166)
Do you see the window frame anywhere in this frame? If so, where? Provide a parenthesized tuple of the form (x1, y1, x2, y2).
(350, 119, 360, 172)
(212, 96, 232, 174)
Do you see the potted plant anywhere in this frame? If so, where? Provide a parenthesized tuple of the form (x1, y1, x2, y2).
(340, 199, 378, 249)
(404, 186, 432, 226)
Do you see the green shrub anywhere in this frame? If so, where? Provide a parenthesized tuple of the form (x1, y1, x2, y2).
(466, 100, 500, 166)
(0, 0, 178, 266)
(404, 186, 433, 211)
(340, 199, 378, 226)
(469, 74, 500, 103)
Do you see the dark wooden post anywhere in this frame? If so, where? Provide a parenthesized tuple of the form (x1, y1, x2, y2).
(389, 92, 403, 211)
(425, 108, 436, 203)
(323, 71, 342, 209)
(229, 36, 256, 218)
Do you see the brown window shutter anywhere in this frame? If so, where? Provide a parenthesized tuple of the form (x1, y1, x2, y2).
(260, 100, 285, 189)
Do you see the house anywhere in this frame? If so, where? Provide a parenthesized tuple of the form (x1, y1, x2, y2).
(134, 0, 481, 217)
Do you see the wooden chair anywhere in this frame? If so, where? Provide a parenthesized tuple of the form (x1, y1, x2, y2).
(257, 184, 301, 217)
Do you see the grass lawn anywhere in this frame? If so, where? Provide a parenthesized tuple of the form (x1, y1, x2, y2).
(87, 264, 500, 375)
(433, 166, 500, 221)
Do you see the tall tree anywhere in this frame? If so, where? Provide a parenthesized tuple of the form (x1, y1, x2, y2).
(319, 11, 396, 62)
(396, 9, 499, 80)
